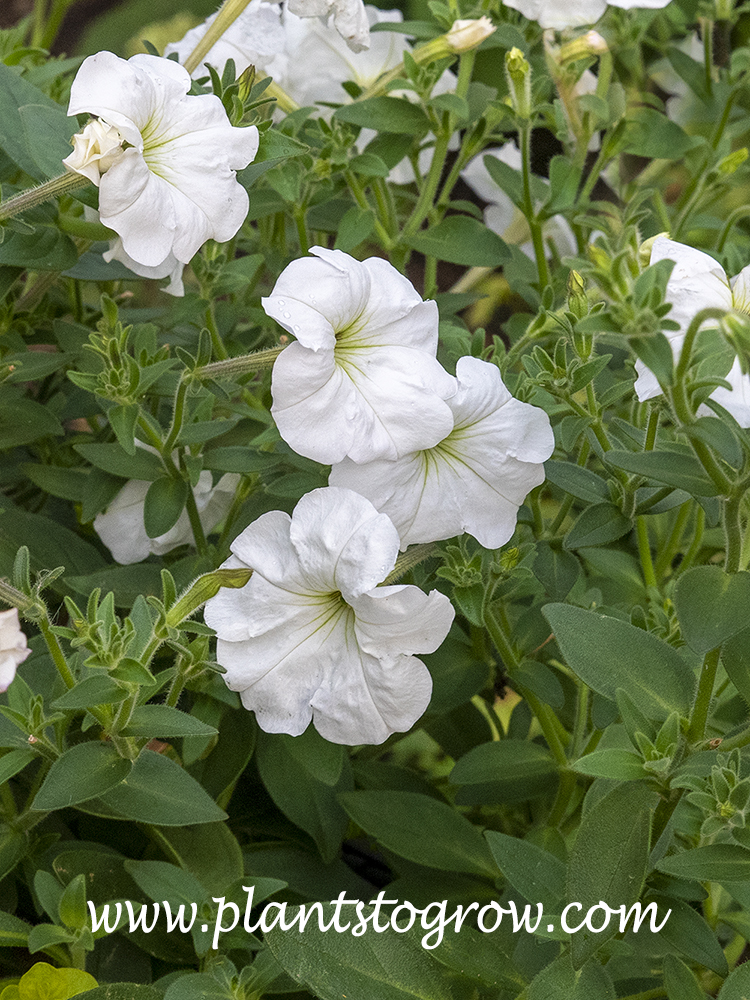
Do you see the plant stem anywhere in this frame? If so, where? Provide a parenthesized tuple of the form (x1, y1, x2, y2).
(0, 173, 89, 222)
(520, 121, 550, 290)
(182, 0, 256, 74)
(674, 503, 704, 577)
(654, 500, 691, 579)
(688, 646, 722, 743)
(723, 491, 743, 573)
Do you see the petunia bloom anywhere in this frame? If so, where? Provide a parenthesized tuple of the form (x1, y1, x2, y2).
(164, 0, 285, 78)
(203, 487, 454, 744)
(634, 237, 750, 427)
(63, 52, 259, 270)
(0, 608, 31, 692)
(264, 247, 456, 464)
(502, 0, 670, 30)
(330, 357, 554, 549)
(287, 0, 370, 52)
(94, 473, 240, 564)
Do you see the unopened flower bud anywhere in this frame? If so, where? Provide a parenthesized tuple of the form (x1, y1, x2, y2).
(567, 270, 588, 319)
(63, 119, 124, 185)
(717, 147, 749, 175)
(638, 233, 669, 268)
(558, 30, 608, 66)
(505, 47, 532, 119)
(721, 311, 750, 373)
(445, 16, 496, 54)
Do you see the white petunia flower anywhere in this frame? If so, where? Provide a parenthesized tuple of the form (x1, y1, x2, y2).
(204, 487, 454, 744)
(634, 237, 750, 426)
(63, 52, 259, 270)
(330, 357, 554, 549)
(502, 0, 670, 30)
(286, 0, 370, 52)
(94, 472, 240, 564)
(264, 247, 456, 464)
(164, 0, 285, 78)
(462, 144, 577, 260)
(0, 608, 31, 692)
(104, 239, 185, 297)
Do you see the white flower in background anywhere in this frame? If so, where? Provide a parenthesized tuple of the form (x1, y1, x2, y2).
(330, 357, 554, 549)
(94, 473, 240, 564)
(287, 0, 370, 52)
(64, 52, 258, 270)
(502, 0, 671, 30)
(264, 247, 456, 464)
(462, 144, 577, 260)
(634, 237, 750, 426)
(649, 32, 704, 128)
(204, 487, 454, 744)
(164, 0, 285, 78)
(0, 608, 31, 692)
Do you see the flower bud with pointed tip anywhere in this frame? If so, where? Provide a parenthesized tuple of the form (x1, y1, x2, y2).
(638, 232, 669, 269)
(445, 16, 496, 53)
(505, 47, 532, 118)
(558, 29, 608, 65)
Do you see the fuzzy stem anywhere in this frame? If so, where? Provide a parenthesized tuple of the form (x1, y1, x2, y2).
(183, 0, 257, 75)
(0, 172, 90, 222)
(688, 646, 722, 743)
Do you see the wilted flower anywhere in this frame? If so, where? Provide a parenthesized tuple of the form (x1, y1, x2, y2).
(503, 0, 670, 30)
(204, 487, 454, 744)
(64, 52, 258, 270)
(634, 237, 750, 426)
(0, 608, 31, 692)
(94, 473, 240, 564)
(164, 0, 285, 78)
(264, 247, 455, 464)
(330, 357, 555, 549)
(462, 144, 577, 260)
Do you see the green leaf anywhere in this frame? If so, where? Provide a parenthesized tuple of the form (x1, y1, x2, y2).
(12, 962, 98, 1000)
(143, 477, 189, 538)
(0, 398, 63, 448)
(604, 449, 718, 496)
(722, 625, 750, 705)
(147, 823, 243, 896)
(27, 924, 76, 953)
(124, 859, 207, 906)
(73, 443, 164, 481)
(349, 152, 390, 177)
(94, 750, 227, 826)
(0, 225, 77, 270)
(533, 542, 580, 600)
(334, 96, 431, 135)
(108, 404, 139, 456)
(0, 748, 36, 785)
(0, 910, 30, 948)
(121, 706, 219, 738)
(51, 676, 127, 711)
(428, 924, 524, 991)
(404, 216, 509, 266)
(485, 831, 566, 910)
(630, 333, 674, 388)
(717, 960, 750, 999)
(266, 903, 453, 1000)
(256, 728, 352, 864)
(66, 564, 163, 607)
(334, 206, 375, 252)
(450, 740, 559, 805)
(22, 465, 89, 503)
(572, 749, 646, 781)
(656, 843, 750, 882)
(674, 566, 750, 655)
(527, 954, 615, 1000)
(624, 107, 703, 160)
(0, 64, 75, 179)
(544, 461, 610, 503)
(568, 783, 656, 966)
(542, 604, 695, 720)
(253, 127, 309, 162)
(663, 954, 707, 1000)
(18, 103, 78, 180)
(338, 790, 495, 877)
(33, 743, 132, 812)
(655, 895, 728, 977)
(563, 503, 632, 549)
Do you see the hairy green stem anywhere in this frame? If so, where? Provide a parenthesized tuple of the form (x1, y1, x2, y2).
(0, 172, 89, 222)
(636, 517, 657, 588)
(688, 646, 722, 743)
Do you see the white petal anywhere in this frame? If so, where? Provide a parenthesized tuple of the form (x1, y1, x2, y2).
(706, 357, 750, 428)
(502, 0, 607, 28)
(351, 585, 454, 658)
(287, 0, 370, 50)
(104, 238, 185, 295)
(650, 237, 732, 334)
(0, 607, 31, 691)
(311, 650, 433, 744)
(331, 358, 554, 549)
(93, 480, 154, 564)
(290, 487, 399, 597)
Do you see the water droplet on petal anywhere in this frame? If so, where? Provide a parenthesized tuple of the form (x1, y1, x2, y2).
(283, 311, 291, 319)
(277, 298, 285, 306)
